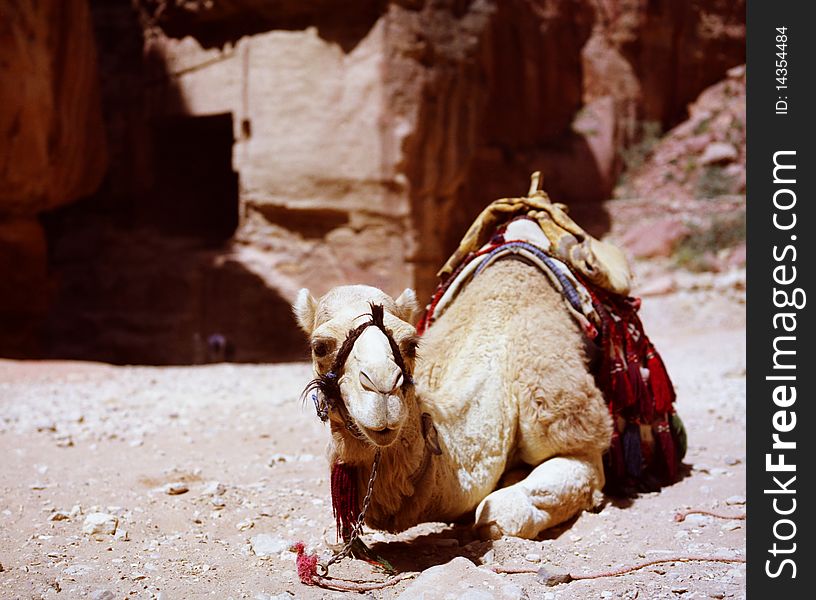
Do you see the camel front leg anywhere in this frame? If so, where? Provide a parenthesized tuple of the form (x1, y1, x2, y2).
(474, 454, 605, 540)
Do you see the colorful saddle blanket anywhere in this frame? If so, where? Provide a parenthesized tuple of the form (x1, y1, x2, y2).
(418, 190, 686, 492)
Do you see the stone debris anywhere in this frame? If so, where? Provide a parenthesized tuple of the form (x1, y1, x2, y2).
(700, 142, 737, 166)
(63, 564, 93, 578)
(725, 495, 746, 506)
(49, 511, 71, 521)
(202, 481, 227, 496)
(250, 534, 289, 557)
(82, 512, 118, 537)
(236, 518, 255, 531)
(90, 591, 114, 600)
(524, 553, 541, 563)
(398, 557, 524, 600)
(163, 482, 189, 495)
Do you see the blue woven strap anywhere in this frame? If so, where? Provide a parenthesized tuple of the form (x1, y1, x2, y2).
(473, 240, 584, 314)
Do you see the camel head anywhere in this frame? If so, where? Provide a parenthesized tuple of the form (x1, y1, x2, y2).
(293, 285, 420, 449)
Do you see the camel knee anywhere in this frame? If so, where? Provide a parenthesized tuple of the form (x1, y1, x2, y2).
(474, 455, 604, 539)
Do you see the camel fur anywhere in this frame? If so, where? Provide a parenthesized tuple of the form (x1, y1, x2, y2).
(293, 257, 613, 540)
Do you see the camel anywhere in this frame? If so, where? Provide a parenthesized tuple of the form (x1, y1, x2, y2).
(293, 253, 614, 540)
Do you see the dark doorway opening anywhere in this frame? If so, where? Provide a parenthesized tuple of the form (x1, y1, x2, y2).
(149, 113, 239, 244)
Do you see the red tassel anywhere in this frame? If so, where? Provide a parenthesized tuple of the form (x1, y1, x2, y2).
(654, 420, 678, 483)
(610, 361, 635, 410)
(331, 462, 359, 542)
(293, 541, 318, 585)
(647, 349, 676, 413)
(627, 359, 652, 422)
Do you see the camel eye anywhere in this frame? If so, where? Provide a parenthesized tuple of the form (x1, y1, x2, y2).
(312, 339, 334, 358)
(401, 337, 419, 359)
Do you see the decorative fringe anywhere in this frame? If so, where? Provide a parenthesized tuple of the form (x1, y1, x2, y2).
(654, 420, 677, 483)
(606, 428, 626, 481)
(647, 349, 676, 414)
(627, 359, 652, 422)
(293, 541, 318, 585)
(331, 462, 359, 542)
(622, 423, 643, 479)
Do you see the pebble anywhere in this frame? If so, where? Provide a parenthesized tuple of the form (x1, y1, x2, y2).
(130, 572, 147, 581)
(397, 557, 524, 599)
(721, 521, 742, 532)
(63, 564, 92, 577)
(164, 482, 189, 495)
(700, 142, 738, 166)
(49, 511, 71, 522)
(202, 481, 227, 496)
(91, 591, 114, 600)
(268, 454, 289, 465)
(723, 456, 741, 466)
(725, 495, 746, 506)
(82, 512, 118, 536)
(525, 553, 541, 563)
(236, 518, 255, 531)
(250, 534, 289, 557)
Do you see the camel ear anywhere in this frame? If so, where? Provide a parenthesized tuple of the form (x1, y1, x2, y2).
(394, 288, 419, 324)
(293, 288, 318, 334)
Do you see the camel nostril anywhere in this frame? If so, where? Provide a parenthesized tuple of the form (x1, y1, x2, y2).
(359, 370, 378, 393)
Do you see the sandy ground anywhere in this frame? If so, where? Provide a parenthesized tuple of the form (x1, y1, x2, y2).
(0, 273, 746, 600)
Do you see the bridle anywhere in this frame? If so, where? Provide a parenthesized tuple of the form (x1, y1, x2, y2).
(303, 303, 414, 429)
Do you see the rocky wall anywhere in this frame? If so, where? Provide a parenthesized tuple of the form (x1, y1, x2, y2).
(1, 0, 745, 363)
(0, 0, 107, 357)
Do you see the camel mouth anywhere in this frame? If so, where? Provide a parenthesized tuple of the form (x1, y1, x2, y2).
(360, 425, 400, 447)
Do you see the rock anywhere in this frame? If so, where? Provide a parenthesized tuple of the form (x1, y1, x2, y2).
(524, 553, 541, 563)
(63, 564, 92, 577)
(250, 534, 289, 557)
(130, 572, 147, 581)
(639, 275, 678, 297)
(10, 0, 745, 363)
(268, 454, 289, 466)
(700, 142, 738, 165)
(397, 557, 524, 600)
(621, 218, 691, 259)
(49, 511, 71, 522)
(236, 518, 255, 531)
(90, 591, 114, 600)
(202, 481, 227, 496)
(163, 482, 189, 495)
(726, 495, 746, 506)
(82, 512, 118, 536)
(114, 528, 130, 541)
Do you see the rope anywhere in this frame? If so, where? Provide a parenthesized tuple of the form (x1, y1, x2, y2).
(675, 509, 746, 522)
(307, 572, 417, 592)
(490, 555, 746, 585)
